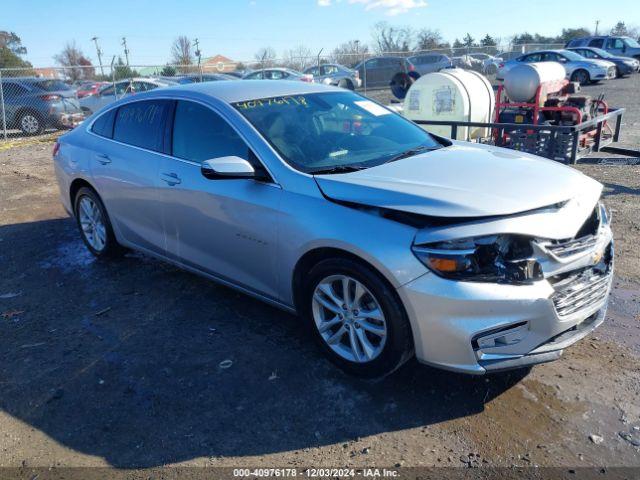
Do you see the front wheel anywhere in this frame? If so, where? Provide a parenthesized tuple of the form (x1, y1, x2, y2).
(74, 187, 124, 258)
(303, 258, 413, 378)
(570, 69, 590, 85)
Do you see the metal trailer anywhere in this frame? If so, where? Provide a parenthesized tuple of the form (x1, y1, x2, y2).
(413, 107, 640, 164)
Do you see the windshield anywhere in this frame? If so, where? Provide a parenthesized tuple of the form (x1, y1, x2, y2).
(233, 91, 440, 173)
(560, 50, 585, 61)
(623, 37, 640, 48)
(590, 48, 614, 58)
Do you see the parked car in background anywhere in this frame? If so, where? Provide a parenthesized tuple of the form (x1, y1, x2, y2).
(497, 49, 616, 84)
(79, 78, 172, 114)
(242, 68, 313, 82)
(163, 73, 239, 84)
(354, 56, 415, 88)
(54, 80, 613, 377)
(0, 77, 83, 135)
(469, 53, 501, 74)
(567, 47, 639, 77)
(566, 36, 640, 60)
(406, 53, 452, 75)
(303, 64, 361, 90)
(76, 81, 109, 99)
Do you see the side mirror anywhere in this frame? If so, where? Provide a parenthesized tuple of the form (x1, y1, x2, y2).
(201, 156, 255, 180)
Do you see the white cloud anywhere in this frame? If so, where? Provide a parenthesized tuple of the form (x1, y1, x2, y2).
(317, 0, 427, 15)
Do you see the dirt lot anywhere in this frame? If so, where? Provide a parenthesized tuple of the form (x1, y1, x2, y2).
(1, 86, 639, 472)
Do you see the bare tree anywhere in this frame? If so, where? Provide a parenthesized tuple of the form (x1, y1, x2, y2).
(54, 41, 93, 81)
(254, 47, 276, 68)
(282, 44, 313, 71)
(415, 29, 445, 52)
(332, 40, 368, 67)
(171, 36, 194, 72)
(371, 22, 412, 53)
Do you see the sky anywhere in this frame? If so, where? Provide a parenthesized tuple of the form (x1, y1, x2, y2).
(4, 0, 639, 67)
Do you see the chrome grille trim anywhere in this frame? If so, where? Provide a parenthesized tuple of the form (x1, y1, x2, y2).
(550, 266, 612, 319)
(545, 234, 598, 258)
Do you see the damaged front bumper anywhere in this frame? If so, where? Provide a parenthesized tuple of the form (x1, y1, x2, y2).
(398, 199, 614, 375)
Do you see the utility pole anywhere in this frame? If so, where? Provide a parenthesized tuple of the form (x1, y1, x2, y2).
(194, 38, 202, 80)
(91, 37, 105, 78)
(595, 20, 600, 35)
(121, 37, 130, 66)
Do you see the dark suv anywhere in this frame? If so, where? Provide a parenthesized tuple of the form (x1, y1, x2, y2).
(354, 56, 416, 88)
(0, 77, 84, 135)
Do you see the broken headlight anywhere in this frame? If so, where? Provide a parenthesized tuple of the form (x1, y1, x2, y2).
(412, 235, 543, 284)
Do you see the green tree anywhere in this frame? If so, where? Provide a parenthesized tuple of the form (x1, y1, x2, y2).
(452, 38, 464, 50)
(611, 21, 628, 36)
(161, 65, 177, 76)
(558, 27, 591, 43)
(113, 56, 138, 80)
(0, 31, 32, 71)
(462, 33, 476, 48)
(480, 34, 497, 47)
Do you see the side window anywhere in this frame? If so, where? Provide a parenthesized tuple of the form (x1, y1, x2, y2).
(2, 82, 28, 98)
(611, 38, 625, 49)
(100, 85, 114, 96)
(307, 67, 320, 76)
(246, 71, 262, 79)
(113, 100, 170, 152)
(91, 109, 116, 138)
(172, 101, 249, 163)
(589, 38, 604, 48)
(365, 58, 378, 68)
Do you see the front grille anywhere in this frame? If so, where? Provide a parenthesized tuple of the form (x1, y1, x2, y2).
(545, 234, 599, 258)
(550, 263, 612, 319)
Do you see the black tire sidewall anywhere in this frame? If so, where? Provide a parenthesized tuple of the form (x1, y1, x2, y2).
(302, 258, 413, 378)
(74, 187, 121, 258)
(571, 70, 589, 85)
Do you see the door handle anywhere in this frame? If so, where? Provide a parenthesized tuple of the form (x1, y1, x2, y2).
(97, 153, 111, 165)
(160, 172, 182, 186)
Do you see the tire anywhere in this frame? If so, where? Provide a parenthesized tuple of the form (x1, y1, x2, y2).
(338, 79, 355, 90)
(570, 69, 590, 85)
(303, 257, 413, 378)
(73, 187, 124, 258)
(18, 111, 44, 135)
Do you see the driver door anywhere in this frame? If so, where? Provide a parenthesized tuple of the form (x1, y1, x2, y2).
(158, 100, 283, 299)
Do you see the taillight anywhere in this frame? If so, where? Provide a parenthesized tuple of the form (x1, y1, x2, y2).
(408, 64, 415, 71)
(41, 94, 61, 101)
(498, 63, 504, 69)
(52, 141, 60, 157)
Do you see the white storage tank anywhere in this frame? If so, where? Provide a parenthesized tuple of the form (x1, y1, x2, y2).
(402, 68, 495, 141)
(503, 62, 567, 103)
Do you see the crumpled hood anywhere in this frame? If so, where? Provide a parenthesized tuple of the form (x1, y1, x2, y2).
(315, 144, 602, 219)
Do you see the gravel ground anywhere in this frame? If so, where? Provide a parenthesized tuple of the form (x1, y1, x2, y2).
(0, 98, 639, 472)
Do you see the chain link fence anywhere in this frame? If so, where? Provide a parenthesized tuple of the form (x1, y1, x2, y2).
(0, 43, 564, 141)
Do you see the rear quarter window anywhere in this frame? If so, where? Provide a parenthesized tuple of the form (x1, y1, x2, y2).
(113, 100, 171, 152)
(91, 109, 116, 138)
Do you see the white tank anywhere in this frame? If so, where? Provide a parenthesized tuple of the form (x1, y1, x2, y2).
(402, 68, 495, 141)
(504, 62, 566, 103)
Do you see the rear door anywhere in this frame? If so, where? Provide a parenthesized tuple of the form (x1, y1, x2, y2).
(89, 99, 171, 254)
(158, 100, 282, 297)
(606, 38, 625, 55)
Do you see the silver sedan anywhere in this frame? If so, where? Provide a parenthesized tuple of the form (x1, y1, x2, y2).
(497, 49, 616, 84)
(53, 81, 613, 377)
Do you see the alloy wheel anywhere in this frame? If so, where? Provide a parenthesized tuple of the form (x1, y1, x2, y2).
(311, 274, 387, 363)
(78, 196, 107, 252)
(20, 114, 40, 134)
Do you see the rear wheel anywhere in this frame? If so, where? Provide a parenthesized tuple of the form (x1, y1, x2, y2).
(303, 258, 413, 378)
(74, 187, 123, 258)
(570, 69, 590, 85)
(338, 78, 355, 90)
(18, 111, 44, 135)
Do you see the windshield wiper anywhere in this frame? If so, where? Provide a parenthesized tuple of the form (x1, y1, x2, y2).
(310, 165, 367, 175)
(385, 145, 440, 164)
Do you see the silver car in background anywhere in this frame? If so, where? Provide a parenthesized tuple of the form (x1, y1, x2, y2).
(497, 49, 616, 84)
(303, 63, 361, 90)
(242, 68, 313, 82)
(53, 81, 613, 377)
(79, 77, 173, 115)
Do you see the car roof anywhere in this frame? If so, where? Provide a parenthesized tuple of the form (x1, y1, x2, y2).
(144, 79, 343, 103)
